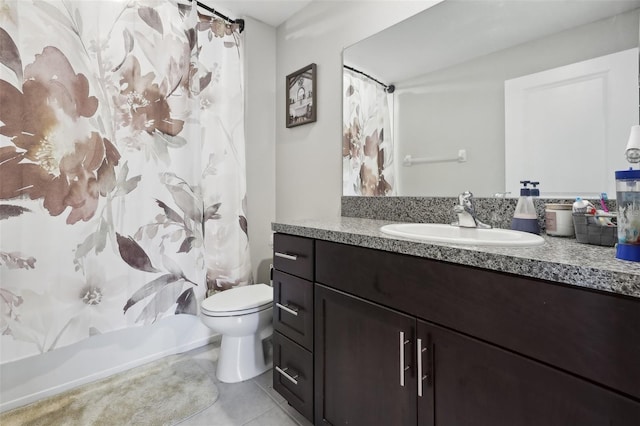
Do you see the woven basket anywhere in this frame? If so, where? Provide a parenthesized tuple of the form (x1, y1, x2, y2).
(572, 214, 617, 247)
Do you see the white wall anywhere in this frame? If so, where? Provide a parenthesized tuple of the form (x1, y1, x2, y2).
(0, 10, 277, 414)
(275, 1, 439, 221)
(244, 17, 277, 284)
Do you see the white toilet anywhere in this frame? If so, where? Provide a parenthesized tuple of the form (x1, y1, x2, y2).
(200, 283, 274, 383)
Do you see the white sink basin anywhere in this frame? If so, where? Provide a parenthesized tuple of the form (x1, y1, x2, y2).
(380, 223, 545, 247)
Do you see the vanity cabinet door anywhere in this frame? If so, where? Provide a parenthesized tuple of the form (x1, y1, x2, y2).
(273, 332, 314, 421)
(417, 320, 640, 426)
(315, 284, 417, 426)
(273, 270, 313, 350)
(273, 234, 314, 281)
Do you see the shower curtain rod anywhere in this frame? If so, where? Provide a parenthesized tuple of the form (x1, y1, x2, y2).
(344, 65, 395, 93)
(193, 0, 245, 33)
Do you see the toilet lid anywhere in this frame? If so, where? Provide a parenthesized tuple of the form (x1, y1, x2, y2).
(201, 284, 272, 314)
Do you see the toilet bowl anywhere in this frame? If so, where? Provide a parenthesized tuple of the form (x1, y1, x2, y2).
(200, 283, 273, 383)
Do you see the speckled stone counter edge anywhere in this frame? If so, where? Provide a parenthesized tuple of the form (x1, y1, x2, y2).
(272, 218, 640, 300)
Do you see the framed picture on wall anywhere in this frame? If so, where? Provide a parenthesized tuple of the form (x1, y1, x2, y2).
(286, 63, 317, 128)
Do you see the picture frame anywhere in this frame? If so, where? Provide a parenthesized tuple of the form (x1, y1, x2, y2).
(286, 63, 317, 128)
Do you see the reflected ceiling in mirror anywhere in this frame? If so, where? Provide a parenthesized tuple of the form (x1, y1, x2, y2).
(342, 0, 640, 198)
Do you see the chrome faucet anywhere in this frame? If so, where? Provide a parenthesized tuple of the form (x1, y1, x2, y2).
(452, 191, 492, 229)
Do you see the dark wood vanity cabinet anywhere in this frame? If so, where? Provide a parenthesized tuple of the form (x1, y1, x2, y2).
(314, 284, 417, 425)
(417, 320, 640, 426)
(272, 234, 315, 421)
(312, 238, 640, 426)
(272, 233, 640, 424)
(314, 284, 640, 426)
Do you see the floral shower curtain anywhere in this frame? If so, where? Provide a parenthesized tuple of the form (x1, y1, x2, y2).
(0, 0, 251, 364)
(343, 67, 395, 196)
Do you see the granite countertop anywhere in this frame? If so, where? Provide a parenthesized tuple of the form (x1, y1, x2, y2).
(272, 217, 640, 300)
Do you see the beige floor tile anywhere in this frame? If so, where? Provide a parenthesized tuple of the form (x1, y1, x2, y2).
(277, 401, 314, 426)
(242, 406, 299, 426)
(251, 369, 286, 406)
(178, 377, 277, 426)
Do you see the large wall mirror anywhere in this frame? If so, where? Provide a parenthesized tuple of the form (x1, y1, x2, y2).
(342, 0, 640, 198)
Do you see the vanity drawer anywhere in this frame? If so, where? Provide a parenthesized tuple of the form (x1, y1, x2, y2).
(273, 270, 313, 350)
(315, 239, 640, 400)
(274, 234, 314, 281)
(273, 331, 313, 422)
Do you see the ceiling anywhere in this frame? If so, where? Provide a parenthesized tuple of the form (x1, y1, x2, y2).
(198, 0, 314, 27)
(345, 0, 640, 84)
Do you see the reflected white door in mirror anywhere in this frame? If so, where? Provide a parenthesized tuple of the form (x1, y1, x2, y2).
(505, 48, 638, 199)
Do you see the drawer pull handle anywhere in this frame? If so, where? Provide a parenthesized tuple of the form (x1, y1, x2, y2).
(417, 338, 427, 397)
(275, 366, 299, 385)
(276, 302, 299, 316)
(275, 252, 298, 261)
(399, 331, 410, 387)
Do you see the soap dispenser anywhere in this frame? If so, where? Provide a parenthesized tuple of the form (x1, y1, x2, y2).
(530, 181, 540, 198)
(511, 180, 540, 234)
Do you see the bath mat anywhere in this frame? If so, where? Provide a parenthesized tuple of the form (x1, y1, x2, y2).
(0, 355, 218, 426)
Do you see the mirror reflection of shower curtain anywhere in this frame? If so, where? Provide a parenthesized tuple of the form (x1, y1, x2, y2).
(343, 68, 395, 196)
(0, 0, 250, 364)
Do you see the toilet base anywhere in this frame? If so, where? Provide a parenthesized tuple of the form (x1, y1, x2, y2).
(217, 333, 272, 383)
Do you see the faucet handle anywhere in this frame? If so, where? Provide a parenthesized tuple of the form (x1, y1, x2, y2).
(458, 191, 474, 206)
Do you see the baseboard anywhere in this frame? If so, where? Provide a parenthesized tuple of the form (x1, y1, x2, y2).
(0, 334, 220, 413)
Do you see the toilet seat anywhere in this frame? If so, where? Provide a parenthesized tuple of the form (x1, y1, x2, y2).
(201, 284, 273, 317)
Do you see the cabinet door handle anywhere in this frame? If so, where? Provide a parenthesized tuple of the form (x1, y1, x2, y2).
(399, 331, 410, 387)
(417, 338, 428, 397)
(275, 252, 298, 261)
(275, 302, 299, 316)
(275, 366, 299, 385)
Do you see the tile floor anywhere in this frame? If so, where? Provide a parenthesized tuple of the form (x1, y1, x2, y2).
(177, 343, 313, 426)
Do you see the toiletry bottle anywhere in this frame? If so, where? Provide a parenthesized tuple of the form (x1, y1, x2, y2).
(511, 180, 540, 234)
(572, 197, 595, 214)
(572, 197, 587, 213)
